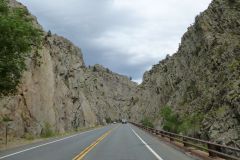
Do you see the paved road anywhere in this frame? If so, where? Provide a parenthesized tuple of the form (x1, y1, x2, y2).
(0, 124, 198, 160)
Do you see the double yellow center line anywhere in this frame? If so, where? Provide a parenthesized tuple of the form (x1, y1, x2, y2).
(73, 126, 118, 160)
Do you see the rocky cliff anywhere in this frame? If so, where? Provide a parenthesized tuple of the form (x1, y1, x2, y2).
(130, 0, 240, 148)
(0, 0, 137, 142)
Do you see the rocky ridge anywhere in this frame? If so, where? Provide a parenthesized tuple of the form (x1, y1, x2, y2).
(129, 0, 240, 148)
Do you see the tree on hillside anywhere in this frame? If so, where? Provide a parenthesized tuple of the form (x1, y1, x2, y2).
(160, 106, 203, 136)
(93, 66, 97, 72)
(160, 106, 180, 133)
(0, 0, 43, 95)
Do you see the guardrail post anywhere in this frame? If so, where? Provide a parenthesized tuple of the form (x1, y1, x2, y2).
(207, 143, 219, 158)
(161, 131, 165, 138)
(153, 129, 157, 135)
(152, 129, 155, 134)
(169, 134, 174, 142)
(5, 124, 8, 146)
(183, 137, 190, 147)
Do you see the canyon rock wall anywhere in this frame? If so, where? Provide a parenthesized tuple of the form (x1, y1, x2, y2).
(130, 0, 240, 148)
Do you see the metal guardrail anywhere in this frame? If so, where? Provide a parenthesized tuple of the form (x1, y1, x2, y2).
(130, 122, 240, 160)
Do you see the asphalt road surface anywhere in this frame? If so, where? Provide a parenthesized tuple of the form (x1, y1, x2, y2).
(0, 124, 198, 160)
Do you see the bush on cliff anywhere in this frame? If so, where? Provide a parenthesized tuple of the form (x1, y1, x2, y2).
(0, 0, 42, 95)
(160, 106, 203, 137)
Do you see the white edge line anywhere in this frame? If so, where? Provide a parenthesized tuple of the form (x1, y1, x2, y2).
(131, 126, 164, 160)
(0, 127, 103, 159)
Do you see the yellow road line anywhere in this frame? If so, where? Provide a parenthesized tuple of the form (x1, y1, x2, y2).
(73, 126, 118, 160)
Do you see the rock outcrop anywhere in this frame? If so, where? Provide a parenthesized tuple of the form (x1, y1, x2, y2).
(0, 0, 137, 142)
(130, 0, 240, 148)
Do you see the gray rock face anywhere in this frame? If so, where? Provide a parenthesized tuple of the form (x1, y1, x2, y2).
(0, 0, 137, 141)
(130, 0, 240, 148)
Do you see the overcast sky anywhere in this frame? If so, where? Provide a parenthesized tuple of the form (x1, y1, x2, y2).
(18, 0, 211, 83)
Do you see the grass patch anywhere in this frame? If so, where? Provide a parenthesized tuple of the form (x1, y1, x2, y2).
(23, 133, 35, 140)
(41, 122, 55, 138)
(141, 117, 154, 128)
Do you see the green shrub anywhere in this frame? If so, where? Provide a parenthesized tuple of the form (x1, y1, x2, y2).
(2, 116, 12, 122)
(160, 106, 180, 133)
(216, 106, 226, 117)
(0, 0, 43, 95)
(93, 66, 97, 72)
(41, 122, 55, 138)
(24, 133, 35, 140)
(105, 117, 112, 124)
(178, 114, 203, 136)
(229, 60, 240, 71)
(160, 106, 203, 136)
(141, 117, 154, 128)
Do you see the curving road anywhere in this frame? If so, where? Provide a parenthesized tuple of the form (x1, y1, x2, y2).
(0, 124, 198, 160)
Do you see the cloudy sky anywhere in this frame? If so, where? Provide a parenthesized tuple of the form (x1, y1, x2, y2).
(18, 0, 211, 83)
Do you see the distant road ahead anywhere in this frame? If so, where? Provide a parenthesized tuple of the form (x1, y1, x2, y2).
(0, 124, 198, 160)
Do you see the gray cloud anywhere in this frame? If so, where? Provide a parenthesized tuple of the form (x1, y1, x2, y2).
(18, 0, 211, 83)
